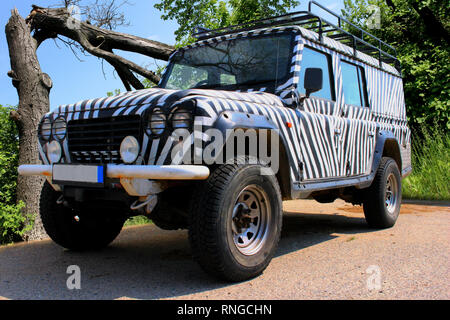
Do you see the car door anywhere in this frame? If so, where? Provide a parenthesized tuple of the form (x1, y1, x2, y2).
(295, 46, 342, 181)
(339, 60, 376, 176)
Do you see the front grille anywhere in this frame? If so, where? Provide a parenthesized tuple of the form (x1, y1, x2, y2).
(67, 116, 141, 164)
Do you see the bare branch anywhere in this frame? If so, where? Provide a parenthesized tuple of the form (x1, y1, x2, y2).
(25, 5, 174, 88)
(75, 33, 160, 83)
(55, 36, 86, 62)
(86, 0, 131, 30)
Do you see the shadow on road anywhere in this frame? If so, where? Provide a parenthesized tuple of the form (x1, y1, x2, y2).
(0, 209, 372, 300)
(277, 211, 371, 257)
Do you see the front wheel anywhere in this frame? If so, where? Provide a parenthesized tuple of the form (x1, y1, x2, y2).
(40, 182, 125, 251)
(189, 163, 282, 282)
(363, 157, 402, 228)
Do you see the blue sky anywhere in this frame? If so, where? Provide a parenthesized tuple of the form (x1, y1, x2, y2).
(0, 0, 343, 110)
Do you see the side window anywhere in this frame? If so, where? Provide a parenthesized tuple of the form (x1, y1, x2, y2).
(341, 61, 368, 107)
(298, 47, 334, 101)
(220, 73, 236, 85)
(165, 64, 208, 90)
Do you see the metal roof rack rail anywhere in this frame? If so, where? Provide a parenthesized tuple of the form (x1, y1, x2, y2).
(192, 1, 401, 73)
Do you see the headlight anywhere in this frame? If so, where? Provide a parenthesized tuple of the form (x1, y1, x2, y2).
(120, 136, 140, 163)
(171, 108, 193, 130)
(52, 117, 67, 140)
(47, 140, 62, 163)
(148, 108, 166, 135)
(40, 118, 52, 141)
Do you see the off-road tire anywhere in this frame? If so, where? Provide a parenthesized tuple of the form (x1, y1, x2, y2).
(189, 163, 282, 282)
(363, 157, 402, 228)
(40, 182, 125, 251)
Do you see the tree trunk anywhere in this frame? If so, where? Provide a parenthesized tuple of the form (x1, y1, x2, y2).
(4, 5, 174, 241)
(5, 9, 51, 240)
(409, 1, 449, 46)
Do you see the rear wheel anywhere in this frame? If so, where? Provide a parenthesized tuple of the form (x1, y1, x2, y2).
(40, 182, 125, 251)
(189, 163, 282, 282)
(363, 157, 402, 228)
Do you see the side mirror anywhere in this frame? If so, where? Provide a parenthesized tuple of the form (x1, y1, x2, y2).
(304, 68, 323, 98)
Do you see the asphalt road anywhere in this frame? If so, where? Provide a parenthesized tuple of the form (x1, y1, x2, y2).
(0, 199, 449, 300)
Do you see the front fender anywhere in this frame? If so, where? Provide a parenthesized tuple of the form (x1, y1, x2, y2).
(201, 110, 295, 199)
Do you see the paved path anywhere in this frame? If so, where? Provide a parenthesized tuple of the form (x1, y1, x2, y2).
(0, 200, 448, 300)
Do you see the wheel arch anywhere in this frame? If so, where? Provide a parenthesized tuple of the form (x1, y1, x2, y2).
(211, 111, 294, 200)
(373, 130, 402, 174)
(383, 139, 402, 171)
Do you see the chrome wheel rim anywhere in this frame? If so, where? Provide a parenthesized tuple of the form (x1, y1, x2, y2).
(231, 185, 271, 256)
(385, 173, 399, 215)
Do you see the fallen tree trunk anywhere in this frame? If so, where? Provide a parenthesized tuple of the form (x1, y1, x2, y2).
(27, 5, 174, 89)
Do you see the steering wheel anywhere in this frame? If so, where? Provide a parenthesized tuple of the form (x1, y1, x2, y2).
(193, 79, 209, 88)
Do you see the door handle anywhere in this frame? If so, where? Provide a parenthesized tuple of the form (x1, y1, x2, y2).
(334, 128, 341, 149)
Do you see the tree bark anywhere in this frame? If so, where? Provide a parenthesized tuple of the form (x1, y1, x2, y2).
(5, 9, 49, 240)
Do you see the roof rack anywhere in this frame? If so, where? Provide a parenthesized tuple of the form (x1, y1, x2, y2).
(193, 1, 401, 73)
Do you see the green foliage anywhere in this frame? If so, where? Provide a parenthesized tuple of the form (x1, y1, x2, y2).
(106, 89, 121, 97)
(143, 65, 167, 88)
(0, 105, 19, 205)
(155, 0, 299, 44)
(0, 201, 32, 244)
(341, 0, 450, 131)
(402, 126, 450, 200)
(0, 105, 33, 244)
(124, 215, 152, 226)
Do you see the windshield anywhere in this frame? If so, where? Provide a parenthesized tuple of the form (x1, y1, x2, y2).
(160, 34, 292, 90)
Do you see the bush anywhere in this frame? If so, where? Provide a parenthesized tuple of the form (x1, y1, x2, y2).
(0, 105, 32, 244)
(0, 201, 31, 244)
(402, 127, 450, 201)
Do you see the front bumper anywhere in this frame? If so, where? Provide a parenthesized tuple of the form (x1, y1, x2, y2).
(18, 164, 210, 181)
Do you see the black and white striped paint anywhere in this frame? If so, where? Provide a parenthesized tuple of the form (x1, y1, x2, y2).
(39, 23, 411, 195)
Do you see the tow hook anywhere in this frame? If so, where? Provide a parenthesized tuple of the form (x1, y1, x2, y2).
(56, 195, 64, 205)
(130, 194, 158, 214)
(56, 195, 71, 208)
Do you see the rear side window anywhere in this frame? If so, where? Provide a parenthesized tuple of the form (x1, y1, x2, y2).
(341, 61, 368, 107)
(298, 47, 334, 101)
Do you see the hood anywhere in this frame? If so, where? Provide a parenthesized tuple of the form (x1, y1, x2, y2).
(49, 88, 286, 120)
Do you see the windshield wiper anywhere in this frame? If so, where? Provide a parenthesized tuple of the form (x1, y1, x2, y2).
(192, 83, 221, 89)
(191, 79, 274, 90)
(235, 79, 274, 87)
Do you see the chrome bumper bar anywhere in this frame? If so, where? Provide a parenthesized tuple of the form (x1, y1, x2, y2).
(18, 164, 210, 180)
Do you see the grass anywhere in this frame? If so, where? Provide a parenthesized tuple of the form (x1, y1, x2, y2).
(124, 215, 152, 227)
(402, 127, 450, 201)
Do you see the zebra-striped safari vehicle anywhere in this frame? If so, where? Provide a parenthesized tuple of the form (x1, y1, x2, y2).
(19, 2, 412, 281)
